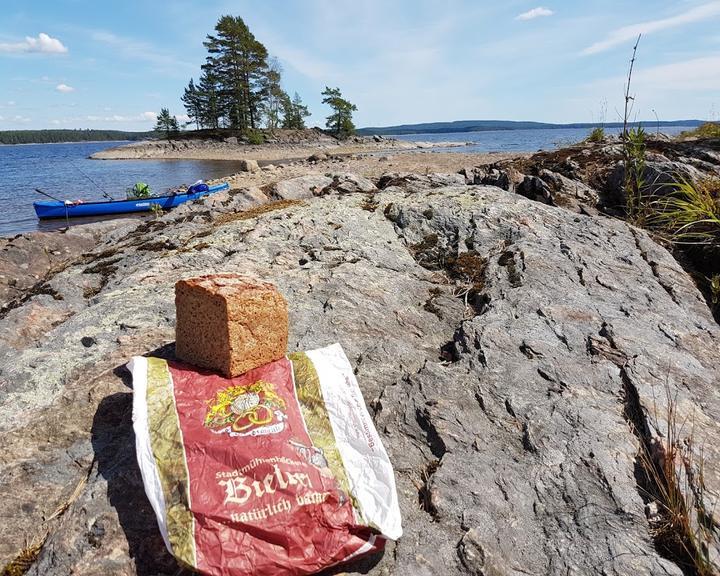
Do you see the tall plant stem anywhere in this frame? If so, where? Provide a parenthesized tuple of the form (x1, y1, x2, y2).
(623, 34, 642, 140)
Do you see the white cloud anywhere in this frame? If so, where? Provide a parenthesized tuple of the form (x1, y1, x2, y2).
(0, 33, 68, 54)
(176, 114, 191, 123)
(516, 7, 554, 21)
(7, 101, 15, 106)
(582, 2, 720, 55)
(55, 83, 74, 93)
(141, 111, 157, 121)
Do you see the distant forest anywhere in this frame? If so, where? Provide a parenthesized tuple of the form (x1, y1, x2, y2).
(357, 119, 704, 136)
(0, 129, 153, 145)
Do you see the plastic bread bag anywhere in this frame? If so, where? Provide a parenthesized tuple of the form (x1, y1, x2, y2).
(129, 343, 402, 576)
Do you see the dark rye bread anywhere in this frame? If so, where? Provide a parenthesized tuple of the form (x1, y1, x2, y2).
(175, 274, 288, 377)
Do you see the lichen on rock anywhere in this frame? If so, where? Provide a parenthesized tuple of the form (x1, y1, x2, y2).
(1, 161, 719, 575)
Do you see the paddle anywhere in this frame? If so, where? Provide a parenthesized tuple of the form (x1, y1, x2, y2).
(34, 188, 70, 226)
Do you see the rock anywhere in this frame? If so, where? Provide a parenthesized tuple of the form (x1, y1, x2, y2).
(160, 186, 267, 221)
(0, 219, 138, 308)
(263, 163, 277, 171)
(513, 168, 600, 213)
(270, 174, 333, 200)
(224, 136, 238, 145)
(326, 173, 377, 194)
(460, 166, 525, 193)
(80, 336, 96, 348)
(1, 179, 719, 575)
(559, 158, 581, 179)
(605, 160, 705, 207)
(307, 152, 328, 163)
(373, 135, 384, 142)
(377, 172, 467, 190)
(238, 158, 260, 173)
(537, 169, 599, 212)
(516, 175, 553, 203)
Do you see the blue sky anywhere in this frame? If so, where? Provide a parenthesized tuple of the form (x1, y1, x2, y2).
(1, 0, 719, 131)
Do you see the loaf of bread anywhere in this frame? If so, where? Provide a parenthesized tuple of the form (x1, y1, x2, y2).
(175, 274, 288, 377)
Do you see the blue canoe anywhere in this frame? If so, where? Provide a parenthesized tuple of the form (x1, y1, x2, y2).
(34, 182, 230, 219)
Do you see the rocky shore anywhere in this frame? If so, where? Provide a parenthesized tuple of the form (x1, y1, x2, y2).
(90, 129, 469, 161)
(1, 136, 720, 575)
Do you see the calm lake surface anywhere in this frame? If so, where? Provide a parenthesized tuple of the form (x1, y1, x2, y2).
(0, 141, 248, 237)
(390, 125, 695, 153)
(1, 126, 696, 237)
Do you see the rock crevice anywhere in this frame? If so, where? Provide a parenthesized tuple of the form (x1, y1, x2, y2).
(1, 178, 719, 575)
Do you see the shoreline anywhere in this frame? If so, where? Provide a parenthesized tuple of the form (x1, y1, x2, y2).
(89, 134, 471, 161)
(0, 147, 523, 300)
(5, 149, 522, 238)
(0, 139, 135, 147)
(2, 136, 720, 574)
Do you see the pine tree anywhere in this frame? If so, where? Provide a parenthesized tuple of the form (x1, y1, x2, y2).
(197, 65, 222, 129)
(203, 15, 269, 132)
(181, 78, 201, 129)
(321, 87, 357, 138)
(154, 108, 179, 140)
(281, 92, 311, 130)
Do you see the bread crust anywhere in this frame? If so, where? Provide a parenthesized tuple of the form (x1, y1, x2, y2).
(175, 274, 288, 377)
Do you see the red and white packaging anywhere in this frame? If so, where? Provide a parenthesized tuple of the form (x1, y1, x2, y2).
(129, 343, 402, 576)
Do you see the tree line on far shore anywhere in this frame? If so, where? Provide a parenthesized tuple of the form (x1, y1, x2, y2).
(0, 129, 152, 145)
(156, 15, 357, 141)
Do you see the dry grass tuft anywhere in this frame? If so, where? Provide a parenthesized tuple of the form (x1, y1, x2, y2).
(637, 384, 717, 575)
(1, 533, 47, 576)
(214, 199, 305, 226)
(647, 178, 720, 245)
(413, 459, 440, 517)
(711, 275, 720, 310)
(586, 126, 605, 143)
(359, 194, 379, 212)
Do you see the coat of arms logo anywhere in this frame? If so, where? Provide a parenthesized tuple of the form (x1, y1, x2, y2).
(204, 380, 287, 437)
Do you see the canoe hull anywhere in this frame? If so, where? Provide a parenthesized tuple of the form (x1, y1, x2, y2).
(33, 183, 230, 219)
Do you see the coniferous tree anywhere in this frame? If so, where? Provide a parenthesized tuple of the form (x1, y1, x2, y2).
(203, 15, 269, 132)
(154, 108, 179, 140)
(181, 15, 318, 135)
(281, 92, 311, 130)
(197, 65, 222, 129)
(181, 78, 202, 129)
(321, 87, 357, 138)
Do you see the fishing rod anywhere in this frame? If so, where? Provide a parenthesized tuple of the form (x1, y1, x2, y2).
(34, 188, 63, 202)
(73, 162, 114, 200)
(34, 188, 70, 227)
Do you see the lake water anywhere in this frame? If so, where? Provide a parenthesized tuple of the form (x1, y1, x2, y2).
(0, 141, 248, 237)
(0, 126, 696, 237)
(391, 125, 695, 153)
